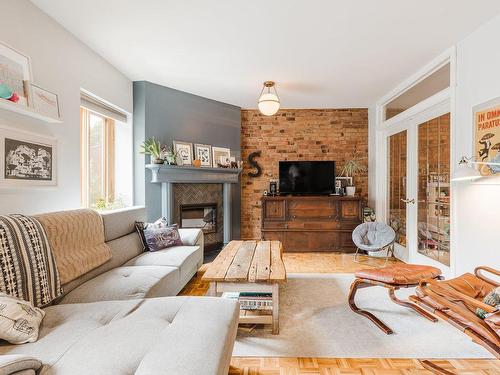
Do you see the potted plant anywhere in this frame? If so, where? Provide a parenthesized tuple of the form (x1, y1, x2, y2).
(340, 154, 367, 196)
(139, 137, 163, 164)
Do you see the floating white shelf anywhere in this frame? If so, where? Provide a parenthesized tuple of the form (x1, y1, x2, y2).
(0, 99, 62, 124)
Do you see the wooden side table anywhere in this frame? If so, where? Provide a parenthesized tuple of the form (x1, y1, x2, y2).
(202, 240, 287, 334)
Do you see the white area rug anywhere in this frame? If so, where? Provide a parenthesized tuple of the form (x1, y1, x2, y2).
(233, 273, 493, 358)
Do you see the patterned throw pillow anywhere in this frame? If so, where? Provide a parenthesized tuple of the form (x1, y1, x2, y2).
(0, 215, 62, 308)
(476, 287, 500, 319)
(0, 293, 45, 344)
(135, 218, 183, 251)
(143, 224, 183, 252)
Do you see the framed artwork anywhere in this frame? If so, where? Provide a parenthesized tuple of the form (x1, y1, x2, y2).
(193, 143, 212, 167)
(173, 140, 193, 166)
(0, 126, 57, 187)
(212, 147, 231, 167)
(28, 84, 60, 119)
(473, 96, 500, 177)
(0, 42, 32, 107)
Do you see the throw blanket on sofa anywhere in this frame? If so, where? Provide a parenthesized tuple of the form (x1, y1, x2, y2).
(0, 215, 62, 307)
(35, 209, 112, 284)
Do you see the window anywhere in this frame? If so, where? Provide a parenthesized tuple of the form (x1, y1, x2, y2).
(384, 63, 451, 120)
(80, 92, 131, 210)
(80, 108, 115, 208)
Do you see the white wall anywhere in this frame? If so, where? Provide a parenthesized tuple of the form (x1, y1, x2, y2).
(0, 0, 132, 215)
(367, 106, 377, 208)
(453, 13, 500, 274)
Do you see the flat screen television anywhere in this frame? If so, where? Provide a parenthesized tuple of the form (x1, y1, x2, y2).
(279, 161, 336, 195)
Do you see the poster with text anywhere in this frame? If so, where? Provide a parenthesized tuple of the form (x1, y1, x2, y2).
(474, 100, 500, 176)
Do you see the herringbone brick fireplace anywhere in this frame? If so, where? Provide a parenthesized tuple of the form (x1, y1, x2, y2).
(173, 183, 223, 251)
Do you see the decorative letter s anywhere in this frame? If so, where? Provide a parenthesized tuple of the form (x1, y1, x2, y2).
(247, 151, 262, 177)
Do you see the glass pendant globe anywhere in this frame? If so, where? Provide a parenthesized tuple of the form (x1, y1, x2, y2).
(258, 92, 280, 116)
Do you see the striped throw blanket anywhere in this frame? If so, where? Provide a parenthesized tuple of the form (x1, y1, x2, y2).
(0, 215, 62, 307)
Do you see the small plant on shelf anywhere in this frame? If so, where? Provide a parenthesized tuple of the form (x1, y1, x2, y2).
(340, 154, 367, 196)
(139, 137, 163, 164)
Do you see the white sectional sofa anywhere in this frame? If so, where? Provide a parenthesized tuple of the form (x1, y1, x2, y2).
(0, 207, 239, 375)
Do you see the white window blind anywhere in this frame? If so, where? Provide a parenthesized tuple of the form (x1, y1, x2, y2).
(80, 92, 128, 123)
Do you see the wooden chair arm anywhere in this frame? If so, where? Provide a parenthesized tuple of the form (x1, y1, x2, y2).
(420, 279, 497, 314)
(475, 266, 500, 287)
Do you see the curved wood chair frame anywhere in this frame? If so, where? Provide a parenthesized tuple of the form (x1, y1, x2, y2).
(348, 276, 441, 334)
(409, 266, 500, 359)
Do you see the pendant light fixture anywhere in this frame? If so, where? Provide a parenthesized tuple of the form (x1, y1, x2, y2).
(258, 81, 280, 116)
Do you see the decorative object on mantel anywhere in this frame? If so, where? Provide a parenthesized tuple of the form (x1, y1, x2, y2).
(212, 146, 231, 168)
(160, 144, 177, 165)
(0, 41, 32, 107)
(340, 154, 367, 196)
(473, 96, 500, 177)
(258, 81, 280, 116)
(139, 137, 164, 164)
(193, 143, 212, 167)
(0, 126, 57, 187)
(173, 140, 193, 166)
(192, 159, 202, 168)
(247, 150, 262, 177)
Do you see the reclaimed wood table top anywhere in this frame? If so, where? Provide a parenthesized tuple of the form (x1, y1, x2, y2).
(202, 240, 287, 283)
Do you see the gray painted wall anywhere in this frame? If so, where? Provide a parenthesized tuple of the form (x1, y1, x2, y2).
(133, 81, 242, 239)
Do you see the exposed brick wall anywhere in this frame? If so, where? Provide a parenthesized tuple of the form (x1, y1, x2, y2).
(240, 108, 369, 239)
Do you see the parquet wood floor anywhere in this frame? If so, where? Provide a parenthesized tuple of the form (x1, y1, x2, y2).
(179, 252, 496, 374)
(228, 357, 500, 374)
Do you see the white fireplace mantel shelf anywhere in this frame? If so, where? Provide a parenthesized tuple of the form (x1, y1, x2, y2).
(145, 164, 242, 244)
(146, 164, 242, 184)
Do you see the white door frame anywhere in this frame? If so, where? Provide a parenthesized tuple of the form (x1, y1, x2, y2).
(375, 48, 457, 276)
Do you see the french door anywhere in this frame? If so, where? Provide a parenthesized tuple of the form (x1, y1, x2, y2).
(382, 103, 452, 269)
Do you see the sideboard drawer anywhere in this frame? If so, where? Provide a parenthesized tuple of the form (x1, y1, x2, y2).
(285, 231, 340, 252)
(340, 200, 360, 220)
(288, 200, 337, 220)
(264, 200, 286, 221)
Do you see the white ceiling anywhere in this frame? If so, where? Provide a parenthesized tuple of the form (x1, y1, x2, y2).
(31, 0, 500, 109)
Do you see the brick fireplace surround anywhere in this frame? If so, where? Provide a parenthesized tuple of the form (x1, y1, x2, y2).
(240, 108, 369, 239)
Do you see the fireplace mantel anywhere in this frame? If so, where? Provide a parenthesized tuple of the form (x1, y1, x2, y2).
(146, 164, 242, 184)
(146, 164, 242, 244)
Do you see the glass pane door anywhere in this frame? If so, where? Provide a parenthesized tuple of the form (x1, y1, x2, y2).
(417, 113, 451, 266)
(388, 131, 407, 247)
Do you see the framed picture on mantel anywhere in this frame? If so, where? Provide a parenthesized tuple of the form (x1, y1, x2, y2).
(194, 143, 212, 167)
(212, 147, 231, 167)
(173, 140, 193, 166)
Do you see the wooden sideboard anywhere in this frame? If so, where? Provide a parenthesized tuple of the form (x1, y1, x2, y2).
(261, 195, 364, 253)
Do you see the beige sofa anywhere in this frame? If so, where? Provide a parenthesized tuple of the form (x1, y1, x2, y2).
(0, 207, 239, 375)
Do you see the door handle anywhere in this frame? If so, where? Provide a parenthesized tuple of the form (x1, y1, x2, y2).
(401, 198, 415, 204)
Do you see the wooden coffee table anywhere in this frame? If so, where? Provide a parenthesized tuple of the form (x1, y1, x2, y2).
(202, 240, 286, 334)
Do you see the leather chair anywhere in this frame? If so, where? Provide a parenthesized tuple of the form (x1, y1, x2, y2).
(410, 266, 499, 358)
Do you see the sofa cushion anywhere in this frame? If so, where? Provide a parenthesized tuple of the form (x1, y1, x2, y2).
(62, 232, 145, 296)
(60, 266, 180, 304)
(0, 297, 239, 375)
(0, 293, 45, 344)
(355, 264, 442, 285)
(124, 246, 202, 281)
(143, 225, 183, 251)
(101, 206, 146, 242)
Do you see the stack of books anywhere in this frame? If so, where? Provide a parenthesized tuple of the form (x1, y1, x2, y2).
(221, 292, 273, 310)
